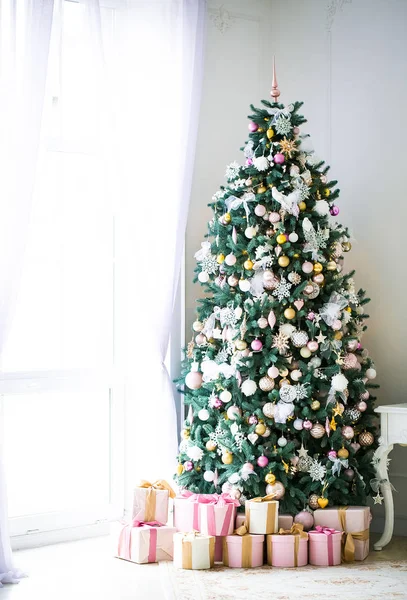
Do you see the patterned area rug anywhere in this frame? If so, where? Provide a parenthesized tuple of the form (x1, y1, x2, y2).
(159, 557, 407, 600)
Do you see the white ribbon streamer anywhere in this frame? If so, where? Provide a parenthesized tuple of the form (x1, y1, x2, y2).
(225, 192, 256, 219)
(319, 292, 348, 326)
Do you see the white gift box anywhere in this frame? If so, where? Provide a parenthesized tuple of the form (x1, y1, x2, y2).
(173, 532, 215, 570)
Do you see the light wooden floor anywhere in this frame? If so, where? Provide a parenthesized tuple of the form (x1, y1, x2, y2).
(2, 534, 407, 600)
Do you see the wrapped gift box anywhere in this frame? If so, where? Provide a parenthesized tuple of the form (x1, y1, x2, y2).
(133, 480, 175, 524)
(308, 527, 342, 566)
(245, 498, 279, 534)
(236, 512, 292, 531)
(267, 525, 308, 567)
(199, 494, 238, 537)
(173, 532, 215, 570)
(223, 533, 264, 568)
(313, 506, 370, 561)
(173, 492, 217, 532)
(113, 520, 175, 564)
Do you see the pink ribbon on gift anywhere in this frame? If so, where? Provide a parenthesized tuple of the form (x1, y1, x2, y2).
(180, 491, 222, 530)
(118, 520, 163, 563)
(313, 526, 341, 566)
(204, 494, 239, 536)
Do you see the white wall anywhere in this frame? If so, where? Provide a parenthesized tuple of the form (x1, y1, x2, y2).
(186, 0, 407, 534)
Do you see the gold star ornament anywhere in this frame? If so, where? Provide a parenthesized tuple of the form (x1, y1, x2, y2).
(279, 137, 298, 158)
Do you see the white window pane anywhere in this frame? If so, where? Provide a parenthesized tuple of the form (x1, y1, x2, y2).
(3, 389, 111, 517)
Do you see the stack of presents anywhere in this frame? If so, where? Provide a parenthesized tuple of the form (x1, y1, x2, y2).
(113, 480, 370, 569)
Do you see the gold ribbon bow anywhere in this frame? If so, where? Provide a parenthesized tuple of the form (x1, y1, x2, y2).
(250, 493, 277, 502)
(268, 523, 308, 567)
(338, 506, 369, 563)
(223, 521, 252, 568)
(137, 479, 176, 522)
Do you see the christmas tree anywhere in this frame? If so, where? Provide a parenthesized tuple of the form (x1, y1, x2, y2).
(175, 67, 379, 513)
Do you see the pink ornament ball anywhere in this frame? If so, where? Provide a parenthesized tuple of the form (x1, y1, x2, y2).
(293, 127, 300, 135)
(330, 205, 340, 216)
(307, 340, 319, 352)
(274, 153, 285, 164)
(294, 510, 314, 531)
(357, 400, 368, 412)
(246, 158, 253, 166)
(360, 391, 370, 401)
(267, 365, 279, 379)
(269, 211, 281, 223)
(195, 333, 207, 345)
(357, 342, 362, 350)
(343, 353, 358, 370)
(255, 204, 266, 217)
(248, 415, 258, 425)
(251, 338, 263, 351)
(332, 319, 342, 331)
(344, 468, 355, 481)
(302, 261, 313, 274)
(303, 419, 313, 430)
(248, 121, 259, 132)
(257, 455, 269, 468)
(210, 396, 223, 409)
(307, 312, 316, 321)
(184, 460, 194, 471)
(342, 425, 354, 440)
(242, 462, 254, 472)
(185, 371, 203, 390)
(328, 450, 337, 459)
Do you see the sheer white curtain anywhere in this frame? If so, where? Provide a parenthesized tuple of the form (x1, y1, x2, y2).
(80, 0, 206, 489)
(0, 0, 54, 585)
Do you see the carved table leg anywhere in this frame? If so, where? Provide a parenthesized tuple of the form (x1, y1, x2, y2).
(373, 443, 394, 551)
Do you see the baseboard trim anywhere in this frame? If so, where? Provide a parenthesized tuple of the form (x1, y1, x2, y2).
(11, 522, 110, 551)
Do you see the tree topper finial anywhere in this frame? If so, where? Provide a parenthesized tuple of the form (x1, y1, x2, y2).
(270, 56, 280, 103)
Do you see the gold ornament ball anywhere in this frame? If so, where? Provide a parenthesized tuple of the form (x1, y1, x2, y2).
(266, 128, 275, 139)
(324, 188, 331, 197)
(279, 367, 289, 377)
(222, 452, 233, 465)
(244, 259, 254, 270)
(176, 464, 184, 476)
(258, 127, 264, 132)
(279, 378, 291, 387)
(235, 339, 247, 351)
(342, 241, 352, 252)
(338, 447, 349, 459)
(182, 429, 190, 439)
(310, 423, 325, 439)
(359, 431, 374, 447)
(257, 185, 267, 194)
(255, 423, 267, 435)
(334, 331, 343, 340)
(206, 440, 217, 452)
(266, 481, 285, 500)
(284, 307, 296, 320)
(217, 253, 225, 264)
(309, 494, 320, 509)
(276, 234, 287, 245)
(259, 376, 275, 392)
(299, 201, 307, 211)
(326, 260, 337, 271)
(224, 212, 231, 223)
(278, 255, 290, 268)
(195, 466, 201, 472)
(313, 262, 323, 274)
(311, 399, 321, 410)
(242, 250, 248, 255)
(265, 473, 276, 485)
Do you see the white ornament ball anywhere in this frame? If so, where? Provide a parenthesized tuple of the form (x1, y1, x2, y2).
(193, 320, 204, 332)
(291, 369, 303, 382)
(225, 253, 237, 266)
(313, 200, 330, 216)
(262, 402, 276, 418)
(228, 472, 240, 484)
(222, 482, 233, 494)
(241, 379, 257, 396)
(239, 279, 251, 292)
(245, 226, 257, 239)
(280, 323, 295, 337)
(262, 427, 271, 437)
(277, 436, 288, 447)
(267, 365, 279, 379)
(259, 376, 275, 392)
(258, 317, 269, 329)
(255, 204, 266, 217)
(228, 274, 239, 287)
(198, 409, 210, 421)
(227, 405, 242, 420)
(198, 271, 210, 283)
(293, 418, 304, 430)
(220, 390, 232, 403)
(366, 368, 377, 380)
(291, 330, 309, 348)
(332, 319, 342, 331)
(185, 371, 203, 390)
(234, 306, 243, 319)
(204, 470, 215, 482)
(300, 347, 312, 358)
(331, 372, 349, 392)
(288, 232, 299, 243)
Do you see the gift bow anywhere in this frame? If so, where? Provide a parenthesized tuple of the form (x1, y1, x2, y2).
(314, 525, 339, 536)
(278, 523, 308, 539)
(225, 192, 256, 219)
(250, 493, 277, 503)
(234, 522, 249, 536)
(319, 292, 348, 327)
(138, 479, 176, 499)
(180, 491, 240, 507)
(132, 520, 163, 528)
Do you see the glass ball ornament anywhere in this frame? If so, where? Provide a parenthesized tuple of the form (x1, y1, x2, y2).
(219, 390, 232, 403)
(344, 408, 362, 424)
(235, 339, 247, 351)
(294, 510, 314, 531)
(310, 423, 325, 438)
(228, 274, 239, 287)
(343, 353, 358, 370)
(313, 262, 323, 274)
(221, 482, 233, 494)
(227, 405, 242, 420)
(291, 330, 309, 348)
(262, 402, 276, 418)
(313, 273, 325, 285)
(344, 468, 355, 481)
(328, 450, 337, 459)
(255, 204, 266, 217)
(259, 376, 275, 392)
(300, 347, 312, 358)
(198, 408, 210, 421)
(276, 233, 287, 244)
(303, 419, 313, 430)
(192, 320, 204, 332)
(309, 494, 319, 510)
(248, 414, 258, 425)
(265, 472, 276, 485)
(366, 368, 377, 380)
(284, 307, 296, 320)
(225, 252, 237, 266)
(258, 317, 268, 329)
(204, 470, 215, 482)
(184, 460, 194, 471)
(255, 423, 266, 435)
(342, 425, 355, 440)
(289, 232, 299, 243)
(266, 481, 285, 499)
(357, 400, 368, 412)
(242, 462, 254, 473)
(267, 365, 279, 379)
(262, 427, 271, 437)
(269, 211, 281, 223)
(222, 451, 233, 465)
(302, 261, 313, 274)
(244, 259, 254, 270)
(359, 431, 374, 446)
(274, 153, 285, 164)
(206, 440, 217, 451)
(198, 271, 210, 283)
(307, 340, 319, 352)
(245, 226, 257, 239)
(290, 369, 302, 382)
(248, 121, 258, 132)
(311, 399, 321, 411)
(257, 455, 269, 468)
(251, 338, 263, 351)
(326, 260, 337, 271)
(185, 371, 203, 390)
(277, 436, 288, 447)
(239, 278, 251, 292)
(337, 447, 349, 459)
(342, 241, 352, 252)
(195, 333, 207, 345)
(278, 255, 290, 268)
(293, 418, 304, 430)
(241, 379, 257, 396)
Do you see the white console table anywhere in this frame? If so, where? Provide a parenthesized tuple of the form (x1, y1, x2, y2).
(373, 403, 407, 551)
